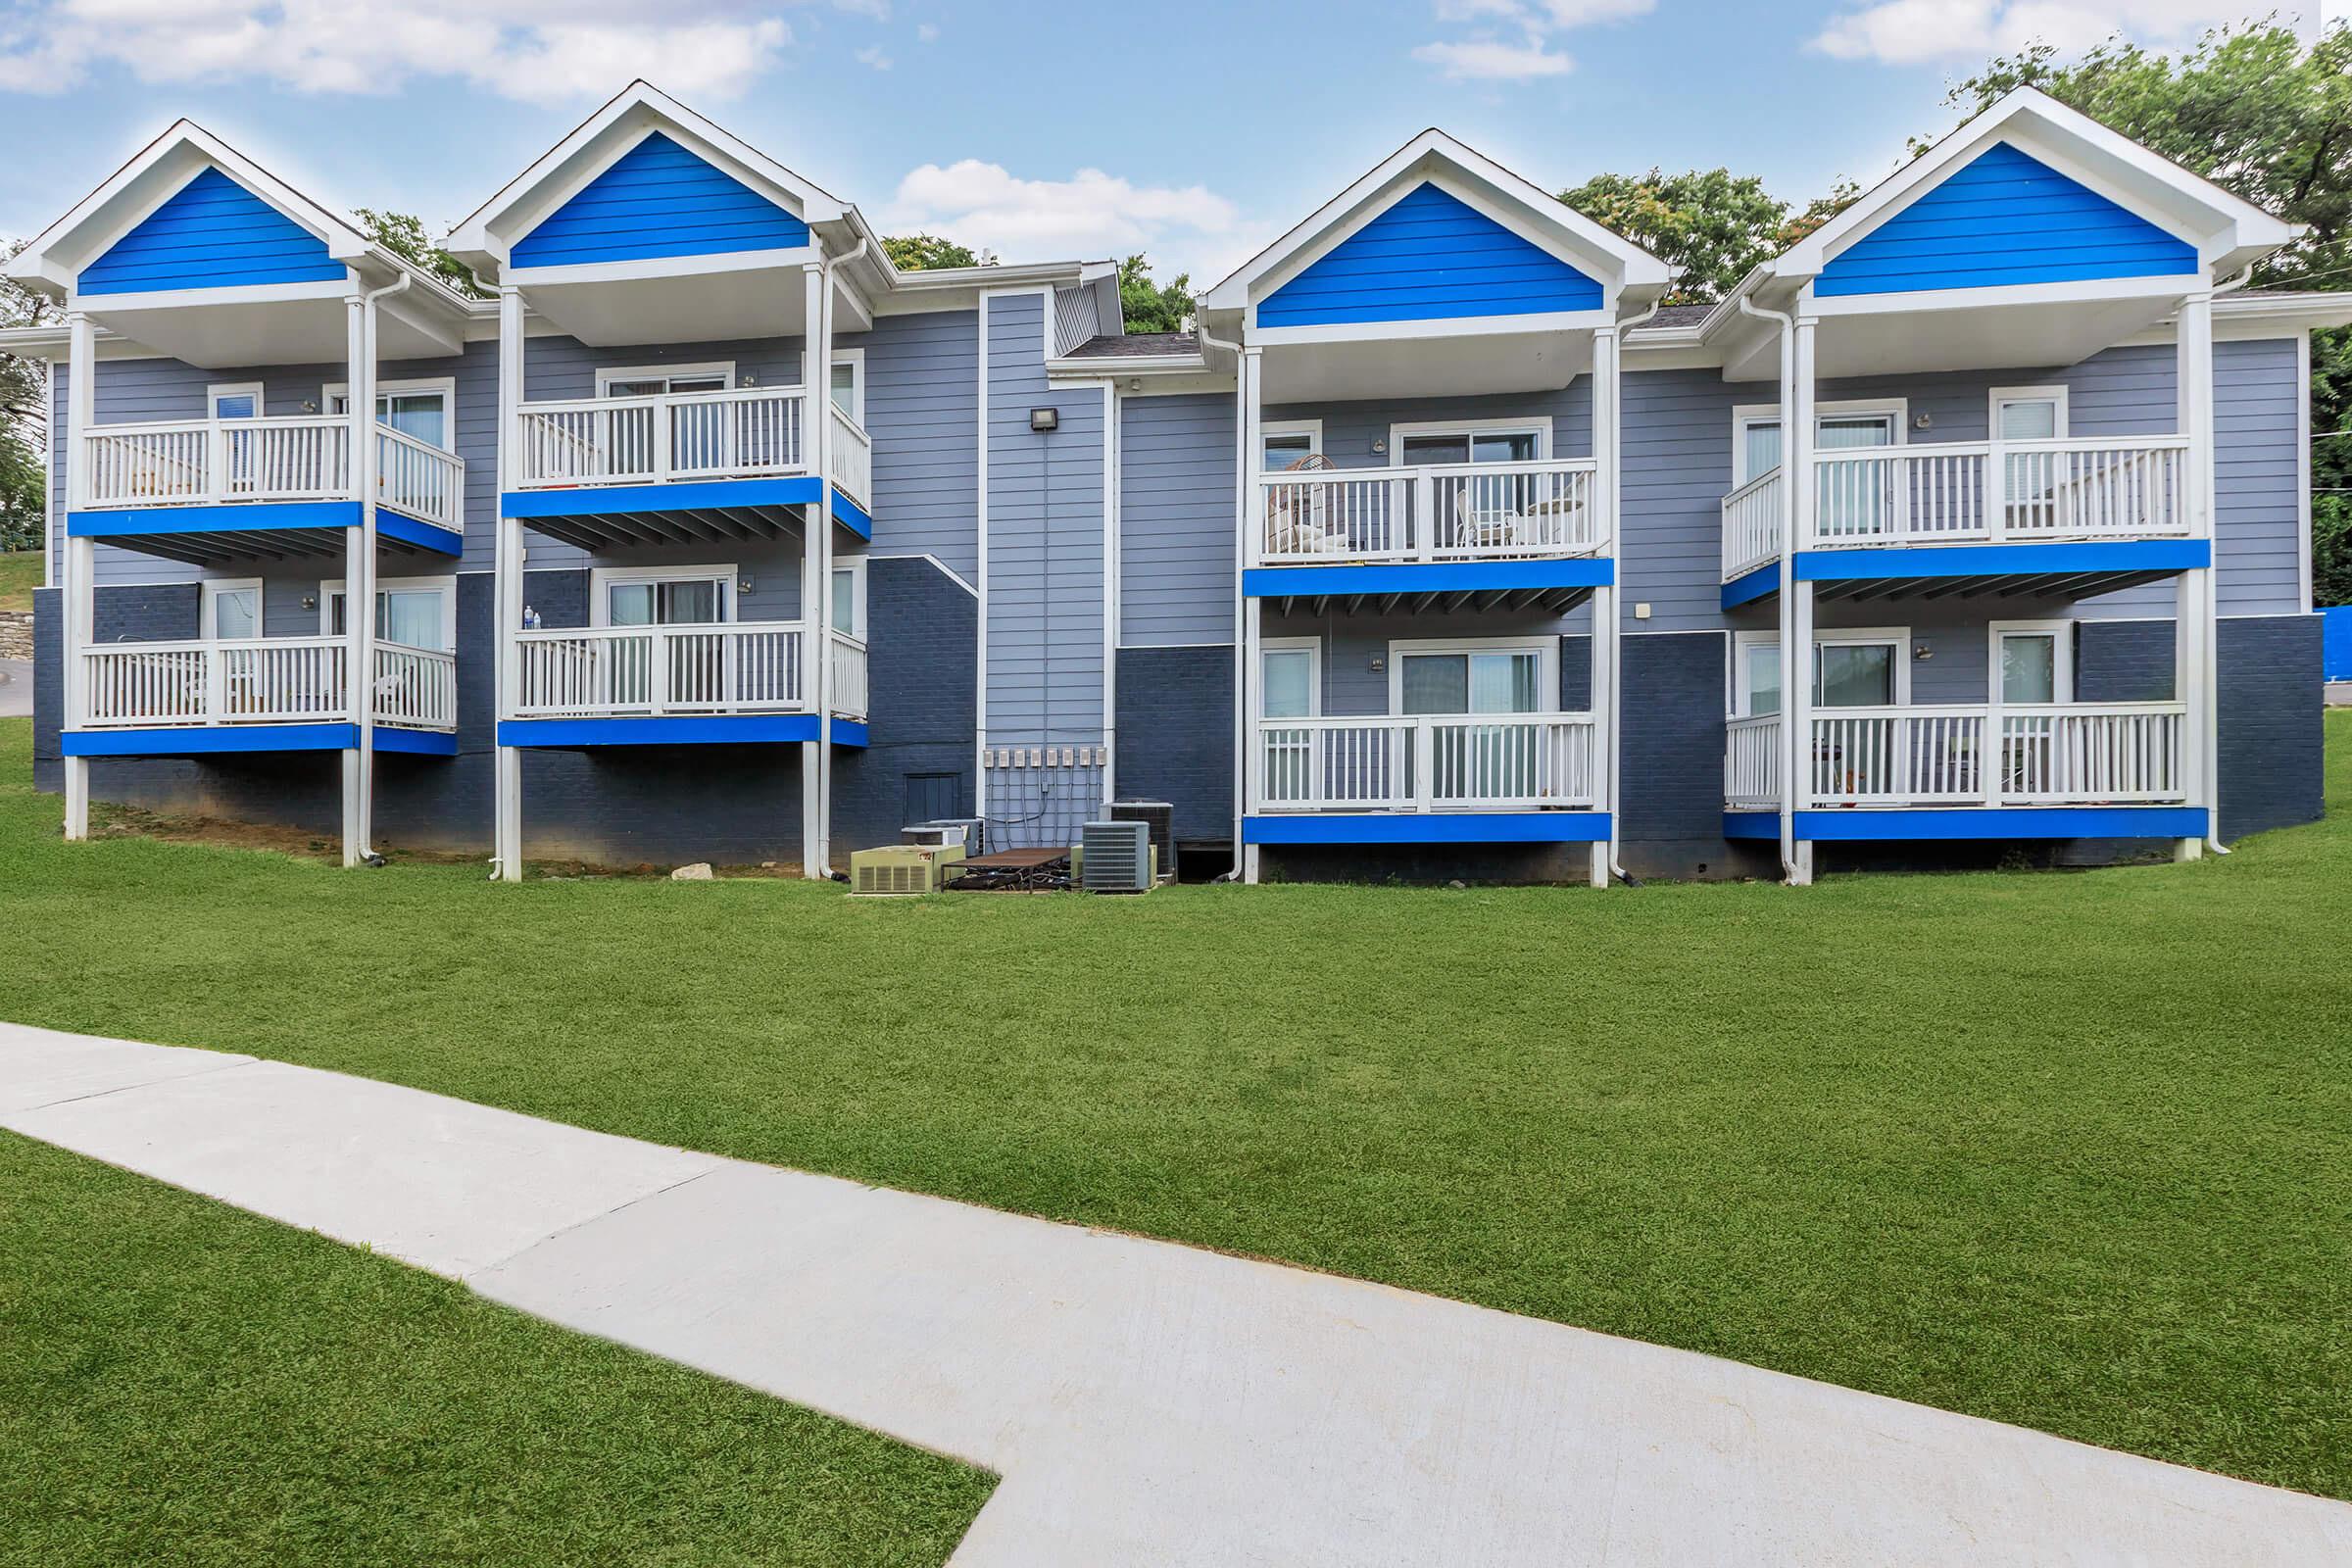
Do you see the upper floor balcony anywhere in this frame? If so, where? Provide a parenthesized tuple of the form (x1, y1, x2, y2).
(1256, 457, 1601, 567)
(1720, 434, 2203, 607)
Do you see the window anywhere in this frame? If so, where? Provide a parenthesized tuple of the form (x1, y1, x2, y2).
(208, 383, 263, 421)
(326, 379, 454, 450)
(1732, 401, 1905, 485)
(322, 577, 454, 652)
(203, 578, 263, 640)
(592, 565, 733, 628)
(1389, 639, 1552, 716)
(1260, 420, 1322, 473)
(597, 365, 734, 398)
(829, 351, 864, 423)
(1991, 621, 2073, 706)
(1259, 639, 1320, 719)
(1991, 387, 2067, 443)
(830, 559, 866, 639)
(1390, 419, 1547, 469)
(1734, 632, 1782, 717)
(1811, 629, 1908, 709)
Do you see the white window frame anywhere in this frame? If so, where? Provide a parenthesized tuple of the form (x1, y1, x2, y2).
(595, 362, 736, 397)
(207, 381, 265, 420)
(1988, 618, 2075, 707)
(829, 556, 867, 640)
(1811, 624, 1911, 708)
(318, 573, 457, 653)
(202, 577, 265, 640)
(1730, 398, 1910, 486)
(589, 563, 737, 628)
(1258, 418, 1324, 474)
(1257, 635, 1323, 719)
(1988, 385, 2070, 442)
(1387, 416, 1551, 467)
(1732, 629, 1782, 718)
(1385, 634, 1557, 715)
(321, 376, 460, 451)
(825, 347, 865, 423)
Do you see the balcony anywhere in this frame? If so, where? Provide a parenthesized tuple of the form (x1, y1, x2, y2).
(1722, 701, 2205, 842)
(508, 385, 871, 533)
(1250, 713, 1598, 812)
(1721, 436, 2200, 606)
(65, 636, 457, 758)
(77, 418, 466, 557)
(501, 620, 867, 749)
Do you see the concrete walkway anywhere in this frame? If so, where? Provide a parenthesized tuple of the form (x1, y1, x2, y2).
(6, 1021, 2348, 1567)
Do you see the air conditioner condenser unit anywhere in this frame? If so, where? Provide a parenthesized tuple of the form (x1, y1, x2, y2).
(849, 843, 967, 896)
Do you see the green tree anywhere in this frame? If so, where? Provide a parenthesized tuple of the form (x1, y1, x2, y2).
(883, 233, 984, 270)
(354, 209, 484, 299)
(1941, 22, 2352, 602)
(1558, 169, 1797, 305)
(1117, 254, 1193, 334)
(0, 238, 57, 554)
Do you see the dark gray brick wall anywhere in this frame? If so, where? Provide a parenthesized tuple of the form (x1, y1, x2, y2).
(1561, 634, 1592, 710)
(2218, 613, 2322, 841)
(2078, 619, 2175, 703)
(833, 556, 978, 854)
(1114, 646, 1234, 844)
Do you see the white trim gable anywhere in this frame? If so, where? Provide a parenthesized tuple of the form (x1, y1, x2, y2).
(1200, 128, 1671, 321)
(3, 121, 369, 298)
(443, 80, 847, 276)
(1771, 86, 2293, 290)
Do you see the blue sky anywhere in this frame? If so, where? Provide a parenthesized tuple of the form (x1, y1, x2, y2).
(0, 0, 2341, 288)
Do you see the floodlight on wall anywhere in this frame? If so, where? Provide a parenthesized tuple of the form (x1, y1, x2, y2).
(1030, 408, 1058, 432)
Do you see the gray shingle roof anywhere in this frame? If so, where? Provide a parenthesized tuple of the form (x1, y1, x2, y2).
(1064, 332, 1200, 359)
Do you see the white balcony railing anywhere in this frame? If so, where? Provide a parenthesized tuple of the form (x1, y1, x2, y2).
(1721, 467, 1784, 580)
(1256, 459, 1601, 566)
(829, 405, 872, 513)
(1726, 702, 2188, 809)
(371, 644, 457, 730)
(827, 630, 869, 720)
(77, 417, 465, 532)
(514, 621, 806, 717)
(1251, 714, 1598, 813)
(74, 636, 457, 731)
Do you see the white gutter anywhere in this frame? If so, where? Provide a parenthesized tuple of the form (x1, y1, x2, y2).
(813, 236, 867, 879)
(1738, 293, 1800, 885)
(2199, 264, 2255, 858)
(1196, 322, 1247, 876)
(1604, 294, 1662, 887)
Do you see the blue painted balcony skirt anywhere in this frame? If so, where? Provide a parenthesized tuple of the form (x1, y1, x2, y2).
(501, 478, 871, 546)
(1722, 538, 2209, 610)
(1244, 558, 1613, 599)
(69, 501, 461, 560)
(1245, 811, 1610, 846)
(497, 714, 869, 749)
(1722, 806, 2207, 841)
(64, 723, 457, 758)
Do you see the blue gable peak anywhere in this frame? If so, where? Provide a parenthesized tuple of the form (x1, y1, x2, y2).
(1815, 141, 2199, 298)
(1259, 181, 1603, 327)
(77, 167, 344, 297)
(511, 130, 809, 270)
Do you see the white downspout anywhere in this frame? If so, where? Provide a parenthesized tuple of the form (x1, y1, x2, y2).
(811, 235, 867, 879)
(1602, 295, 1662, 886)
(350, 270, 412, 867)
(1196, 322, 1247, 880)
(2197, 265, 2253, 857)
(1738, 293, 1798, 884)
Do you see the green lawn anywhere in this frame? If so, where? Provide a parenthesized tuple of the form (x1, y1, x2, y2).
(3, 712, 2347, 1502)
(0, 549, 37, 613)
(0, 1132, 993, 1567)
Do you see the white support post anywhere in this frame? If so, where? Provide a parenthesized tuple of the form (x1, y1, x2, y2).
(61, 312, 94, 840)
(2176, 288, 2218, 858)
(801, 262, 829, 879)
(1785, 317, 1819, 887)
(493, 286, 526, 881)
(1239, 346, 1264, 886)
(341, 293, 371, 867)
(1590, 323, 1620, 890)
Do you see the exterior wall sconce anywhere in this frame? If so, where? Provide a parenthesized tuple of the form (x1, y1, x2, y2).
(1913, 642, 1935, 661)
(1030, 408, 1058, 433)
(1370, 437, 1388, 453)
(1913, 412, 1933, 430)
(300, 594, 317, 611)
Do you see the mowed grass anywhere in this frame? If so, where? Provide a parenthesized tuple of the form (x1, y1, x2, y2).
(0, 549, 37, 613)
(0, 1133, 994, 1568)
(2, 713, 2347, 1499)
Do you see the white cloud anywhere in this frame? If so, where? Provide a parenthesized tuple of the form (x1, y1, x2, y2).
(1412, 37, 1575, 79)
(881, 159, 1241, 271)
(1809, 1, 2310, 64)
(855, 44, 892, 69)
(1413, 0, 1651, 84)
(916, 22, 939, 42)
(0, 0, 829, 104)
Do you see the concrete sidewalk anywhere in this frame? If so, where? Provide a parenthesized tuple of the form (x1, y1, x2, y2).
(6, 1020, 2347, 1567)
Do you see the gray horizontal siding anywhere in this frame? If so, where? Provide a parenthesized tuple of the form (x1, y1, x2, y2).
(857, 308, 979, 580)
(1264, 383, 1592, 467)
(1119, 392, 1233, 648)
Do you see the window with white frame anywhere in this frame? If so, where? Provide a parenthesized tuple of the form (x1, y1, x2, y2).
(1733, 630, 1782, 717)
(829, 558, 866, 639)
(208, 383, 263, 421)
(1990, 620, 2073, 706)
(1259, 638, 1321, 719)
(326, 378, 454, 450)
(1732, 401, 1905, 485)
(322, 576, 454, 652)
(829, 350, 864, 423)
(1390, 637, 1553, 715)
(203, 578, 263, 640)
(597, 364, 734, 398)
(1260, 419, 1323, 473)
(592, 565, 733, 627)
(1990, 386, 2068, 443)
(1811, 627, 1909, 709)
(1390, 418, 1547, 468)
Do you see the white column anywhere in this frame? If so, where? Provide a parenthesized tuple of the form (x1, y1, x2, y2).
(340, 293, 371, 867)
(801, 262, 829, 878)
(61, 312, 94, 840)
(2176, 288, 2217, 858)
(1589, 324, 1620, 889)
(1785, 316, 1818, 887)
(493, 286, 525, 881)
(1239, 346, 1263, 886)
